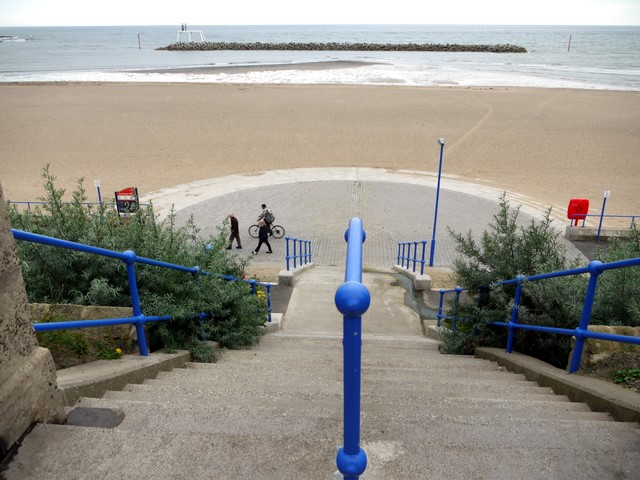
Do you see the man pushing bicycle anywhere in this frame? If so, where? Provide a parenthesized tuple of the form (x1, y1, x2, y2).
(257, 204, 275, 236)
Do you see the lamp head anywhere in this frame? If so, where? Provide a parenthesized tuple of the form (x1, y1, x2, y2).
(438, 138, 445, 146)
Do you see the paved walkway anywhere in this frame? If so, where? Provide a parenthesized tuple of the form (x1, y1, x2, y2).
(143, 168, 585, 269)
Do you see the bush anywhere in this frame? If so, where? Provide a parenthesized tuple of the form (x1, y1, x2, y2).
(443, 194, 640, 369)
(592, 225, 640, 327)
(444, 194, 585, 367)
(9, 166, 267, 360)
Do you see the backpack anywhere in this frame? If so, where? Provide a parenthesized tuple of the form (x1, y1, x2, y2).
(265, 210, 275, 223)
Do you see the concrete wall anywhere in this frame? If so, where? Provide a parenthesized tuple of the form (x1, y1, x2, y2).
(0, 183, 65, 457)
(565, 225, 634, 241)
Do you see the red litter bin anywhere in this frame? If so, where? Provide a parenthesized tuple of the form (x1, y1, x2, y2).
(567, 198, 589, 226)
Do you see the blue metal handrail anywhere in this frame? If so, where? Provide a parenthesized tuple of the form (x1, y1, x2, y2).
(437, 257, 640, 373)
(284, 236, 312, 271)
(334, 218, 370, 480)
(9, 200, 150, 212)
(397, 240, 429, 275)
(11, 229, 272, 356)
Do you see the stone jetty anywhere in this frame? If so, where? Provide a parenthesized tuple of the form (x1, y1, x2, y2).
(157, 41, 527, 53)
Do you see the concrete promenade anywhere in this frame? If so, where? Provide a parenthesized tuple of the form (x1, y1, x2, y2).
(143, 167, 586, 270)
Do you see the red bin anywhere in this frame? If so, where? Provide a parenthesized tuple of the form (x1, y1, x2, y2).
(567, 198, 589, 226)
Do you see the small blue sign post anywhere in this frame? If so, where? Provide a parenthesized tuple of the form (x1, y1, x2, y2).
(596, 189, 611, 242)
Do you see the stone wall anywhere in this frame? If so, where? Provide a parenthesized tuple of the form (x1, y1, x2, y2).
(568, 325, 640, 371)
(0, 184, 65, 458)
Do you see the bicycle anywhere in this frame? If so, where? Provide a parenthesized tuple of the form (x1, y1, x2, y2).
(248, 224, 286, 239)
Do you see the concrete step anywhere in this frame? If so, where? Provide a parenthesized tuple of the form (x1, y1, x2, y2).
(71, 397, 628, 441)
(142, 373, 555, 400)
(155, 363, 531, 383)
(91, 391, 610, 422)
(215, 350, 494, 368)
(7, 422, 639, 480)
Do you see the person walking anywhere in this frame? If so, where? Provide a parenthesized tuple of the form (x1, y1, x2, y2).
(226, 213, 242, 249)
(252, 219, 272, 254)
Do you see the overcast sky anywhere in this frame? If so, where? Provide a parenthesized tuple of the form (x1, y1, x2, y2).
(1, 0, 639, 27)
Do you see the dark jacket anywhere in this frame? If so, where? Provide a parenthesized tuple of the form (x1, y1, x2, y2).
(230, 216, 239, 233)
(258, 224, 269, 241)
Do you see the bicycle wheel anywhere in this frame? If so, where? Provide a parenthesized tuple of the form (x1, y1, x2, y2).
(248, 224, 260, 238)
(271, 225, 285, 239)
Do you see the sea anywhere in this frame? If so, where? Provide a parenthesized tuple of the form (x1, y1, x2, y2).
(0, 24, 639, 90)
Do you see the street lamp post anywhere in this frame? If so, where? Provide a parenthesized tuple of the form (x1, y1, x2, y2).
(429, 138, 445, 267)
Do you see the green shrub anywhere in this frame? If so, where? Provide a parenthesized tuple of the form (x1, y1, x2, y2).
(443, 194, 640, 368)
(9, 166, 267, 361)
(444, 194, 585, 367)
(592, 225, 640, 327)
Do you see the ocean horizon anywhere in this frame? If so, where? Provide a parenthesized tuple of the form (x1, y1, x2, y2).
(1, 24, 639, 90)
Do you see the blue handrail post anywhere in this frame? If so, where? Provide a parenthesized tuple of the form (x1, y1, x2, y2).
(404, 242, 409, 268)
(265, 283, 272, 322)
(568, 261, 603, 373)
(335, 218, 369, 480)
(285, 236, 291, 271)
(420, 240, 427, 275)
(192, 266, 207, 341)
(452, 286, 462, 332)
(293, 237, 298, 269)
(437, 289, 445, 327)
(412, 241, 418, 272)
(429, 137, 446, 267)
(506, 276, 525, 353)
(122, 250, 149, 356)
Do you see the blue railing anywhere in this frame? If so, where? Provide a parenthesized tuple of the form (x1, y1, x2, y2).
(334, 218, 370, 480)
(11, 229, 272, 356)
(9, 200, 150, 212)
(437, 257, 640, 373)
(284, 236, 312, 271)
(397, 240, 429, 275)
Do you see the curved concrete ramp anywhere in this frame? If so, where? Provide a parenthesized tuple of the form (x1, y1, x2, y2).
(161, 168, 587, 268)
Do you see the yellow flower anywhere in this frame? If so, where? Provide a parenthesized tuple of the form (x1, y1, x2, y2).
(115, 348, 122, 354)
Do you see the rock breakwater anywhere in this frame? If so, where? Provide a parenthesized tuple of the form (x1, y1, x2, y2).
(157, 42, 527, 53)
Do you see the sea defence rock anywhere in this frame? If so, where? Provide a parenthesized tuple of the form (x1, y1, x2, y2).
(157, 41, 527, 53)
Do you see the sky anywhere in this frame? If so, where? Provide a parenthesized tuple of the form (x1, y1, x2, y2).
(1, 0, 639, 27)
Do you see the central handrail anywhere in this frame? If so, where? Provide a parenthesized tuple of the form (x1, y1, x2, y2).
(334, 217, 370, 480)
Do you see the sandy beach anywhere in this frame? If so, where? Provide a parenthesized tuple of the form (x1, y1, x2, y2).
(0, 83, 638, 224)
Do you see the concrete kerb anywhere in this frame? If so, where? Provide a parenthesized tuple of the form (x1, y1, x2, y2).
(392, 264, 432, 291)
(565, 225, 634, 241)
(476, 347, 640, 424)
(55, 350, 192, 407)
(55, 314, 283, 409)
(278, 262, 316, 287)
(264, 313, 282, 333)
(425, 327, 640, 423)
